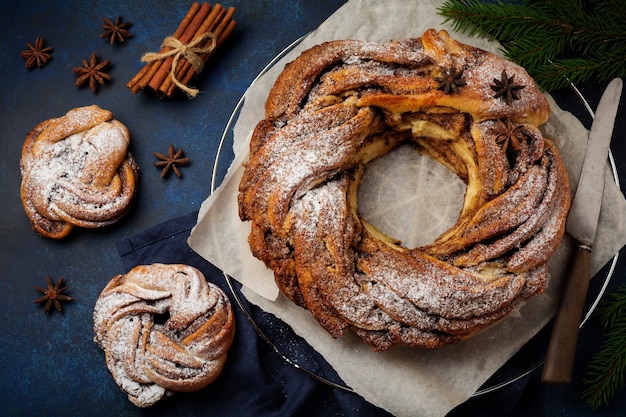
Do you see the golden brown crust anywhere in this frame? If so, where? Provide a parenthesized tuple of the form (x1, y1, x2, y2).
(19, 105, 138, 239)
(238, 29, 570, 351)
(93, 263, 235, 407)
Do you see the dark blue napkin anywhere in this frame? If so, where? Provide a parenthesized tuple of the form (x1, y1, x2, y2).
(116, 210, 538, 416)
(116, 210, 392, 417)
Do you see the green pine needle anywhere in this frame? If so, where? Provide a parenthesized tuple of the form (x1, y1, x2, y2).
(438, 0, 626, 91)
(581, 286, 626, 409)
(437, 1, 626, 405)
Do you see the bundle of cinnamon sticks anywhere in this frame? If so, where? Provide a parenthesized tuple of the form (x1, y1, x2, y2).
(127, 2, 235, 98)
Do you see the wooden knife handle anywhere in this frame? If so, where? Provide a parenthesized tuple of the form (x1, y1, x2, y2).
(542, 244, 592, 384)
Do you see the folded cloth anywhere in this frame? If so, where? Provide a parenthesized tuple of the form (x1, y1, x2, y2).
(116, 210, 537, 416)
(116, 210, 392, 416)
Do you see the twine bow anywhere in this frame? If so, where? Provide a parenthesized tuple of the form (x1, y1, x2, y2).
(141, 32, 217, 98)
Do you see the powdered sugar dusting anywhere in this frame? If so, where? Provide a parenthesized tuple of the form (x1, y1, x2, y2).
(20, 106, 138, 237)
(238, 30, 569, 350)
(93, 264, 235, 407)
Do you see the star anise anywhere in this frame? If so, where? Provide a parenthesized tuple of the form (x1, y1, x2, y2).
(100, 16, 132, 45)
(435, 65, 466, 94)
(72, 52, 112, 93)
(491, 69, 526, 105)
(34, 275, 73, 315)
(493, 119, 526, 152)
(154, 145, 190, 178)
(20, 36, 53, 69)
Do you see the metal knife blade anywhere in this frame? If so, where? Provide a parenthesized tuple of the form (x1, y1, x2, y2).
(542, 78, 623, 385)
(566, 78, 623, 246)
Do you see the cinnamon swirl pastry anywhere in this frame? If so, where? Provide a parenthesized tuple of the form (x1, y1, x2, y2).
(20, 105, 138, 239)
(238, 29, 570, 351)
(93, 263, 235, 407)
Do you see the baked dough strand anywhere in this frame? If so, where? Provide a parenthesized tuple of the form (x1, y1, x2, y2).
(93, 264, 235, 407)
(238, 29, 570, 351)
(20, 105, 138, 238)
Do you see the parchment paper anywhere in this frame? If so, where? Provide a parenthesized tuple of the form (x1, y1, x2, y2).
(188, 1, 626, 416)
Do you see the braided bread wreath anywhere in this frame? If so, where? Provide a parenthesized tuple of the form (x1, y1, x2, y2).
(238, 29, 571, 351)
(20, 105, 138, 239)
(93, 264, 235, 407)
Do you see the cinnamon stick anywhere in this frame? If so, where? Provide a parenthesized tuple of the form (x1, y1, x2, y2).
(127, 2, 236, 98)
(161, 5, 236, 97)
(127, 2, 202, 93)
(147, 2, 213, 92)
(166, 20, 236, 97)
(169, 20, 236, 96)
(175, 5, 233, 80)
(158, 3, 225, 95)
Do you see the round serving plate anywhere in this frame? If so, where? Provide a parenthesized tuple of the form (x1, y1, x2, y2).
(211, 34, 620, 397)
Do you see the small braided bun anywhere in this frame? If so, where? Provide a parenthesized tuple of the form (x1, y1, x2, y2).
(93, 263, 235, 407)
(20, 105, 138, 239)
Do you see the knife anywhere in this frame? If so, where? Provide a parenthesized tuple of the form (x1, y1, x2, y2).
(542, 78, 623, 385)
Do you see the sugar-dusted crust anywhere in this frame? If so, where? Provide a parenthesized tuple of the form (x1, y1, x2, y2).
(93, 263, 235, 407)
(20, 105, 138, 239)
(238, 29, 570, 351)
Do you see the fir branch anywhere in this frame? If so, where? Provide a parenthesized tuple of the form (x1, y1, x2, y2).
(597, 285, 626, 330)
(534, 55, 626, 90)
(581, 286, 626, 409)
(438, 0, 626, 91)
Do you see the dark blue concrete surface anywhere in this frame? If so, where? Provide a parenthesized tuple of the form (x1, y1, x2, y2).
(1, 1, 345, 416)
(1, 1, 626, 416)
